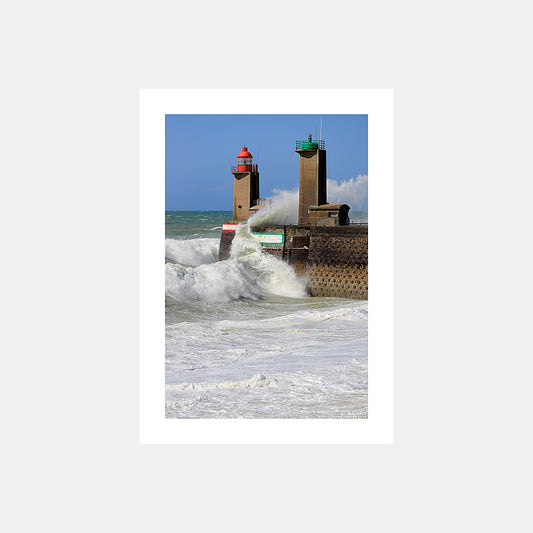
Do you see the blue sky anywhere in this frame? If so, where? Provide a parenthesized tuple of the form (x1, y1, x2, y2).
(165, 114, 368, 211)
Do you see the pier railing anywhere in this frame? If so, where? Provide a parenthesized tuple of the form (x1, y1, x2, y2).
(295, 139, 325, 150)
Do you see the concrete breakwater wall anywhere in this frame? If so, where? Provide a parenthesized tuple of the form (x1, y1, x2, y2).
(219, 225, 368, 300)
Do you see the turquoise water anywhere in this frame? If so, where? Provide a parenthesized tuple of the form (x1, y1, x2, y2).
(165, 211, 231, 239)
(165, 209, 367, 239)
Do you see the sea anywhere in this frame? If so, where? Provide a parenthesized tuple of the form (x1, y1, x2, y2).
(165, 210, 368, 419)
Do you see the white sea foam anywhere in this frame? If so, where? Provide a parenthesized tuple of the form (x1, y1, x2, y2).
(165, 238, 219, 265)
(174, 374, 279, 391)
(165, 263, 368, 417)
(165, 210, 368, 420)
(165, 297, 368, 418)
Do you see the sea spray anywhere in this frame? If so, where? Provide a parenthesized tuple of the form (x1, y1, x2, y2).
(327, 175, 368, 211)
(245, 177, 368, 227)
(247, 189, 299, 226)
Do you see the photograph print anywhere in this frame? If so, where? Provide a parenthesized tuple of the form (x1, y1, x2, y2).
(164, 114, 369, 419)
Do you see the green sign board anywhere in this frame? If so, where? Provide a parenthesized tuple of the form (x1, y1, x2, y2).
(252, 232, 285, 246)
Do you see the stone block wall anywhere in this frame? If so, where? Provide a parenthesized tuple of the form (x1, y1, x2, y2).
(281, 226, 310, 277)
(305, 226, 368, 299)
(218, 229, 235, 260)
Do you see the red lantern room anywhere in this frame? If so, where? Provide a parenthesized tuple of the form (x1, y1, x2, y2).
(235, 146, 252, 172)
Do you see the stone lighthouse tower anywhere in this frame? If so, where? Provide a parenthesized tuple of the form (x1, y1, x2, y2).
(295, 133, 327, 225)
(295, 133, 349, 226)
(230, 146, 260, 223)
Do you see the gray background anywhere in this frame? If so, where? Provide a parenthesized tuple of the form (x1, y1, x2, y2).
(1, 1, 531, 531)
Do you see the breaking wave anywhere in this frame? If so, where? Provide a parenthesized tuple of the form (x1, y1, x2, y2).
(165, 175, 367, 303)
(165, 226, 308, 303)
(165, 238, 219, 266)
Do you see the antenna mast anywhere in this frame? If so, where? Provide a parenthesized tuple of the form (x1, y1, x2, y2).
(320, 117, 323, 141)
